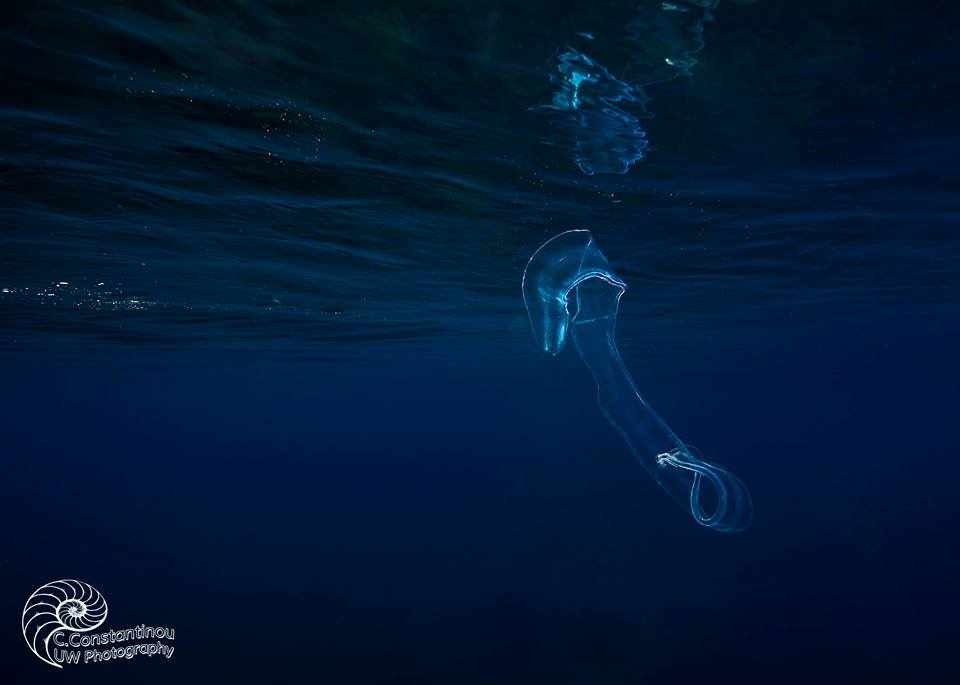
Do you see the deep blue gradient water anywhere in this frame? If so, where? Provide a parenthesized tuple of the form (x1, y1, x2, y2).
(2, 1, 959, 682)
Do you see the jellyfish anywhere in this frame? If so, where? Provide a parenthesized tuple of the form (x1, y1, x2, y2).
(522, 230, 752, 532)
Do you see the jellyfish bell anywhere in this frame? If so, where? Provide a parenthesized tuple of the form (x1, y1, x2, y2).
(521, 229, 627, 355)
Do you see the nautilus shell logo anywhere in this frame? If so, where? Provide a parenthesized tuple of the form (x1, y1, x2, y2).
(22, 579, 108, 668)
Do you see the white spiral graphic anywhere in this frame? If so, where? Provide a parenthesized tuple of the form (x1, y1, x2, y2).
(22, 579, 108, 668)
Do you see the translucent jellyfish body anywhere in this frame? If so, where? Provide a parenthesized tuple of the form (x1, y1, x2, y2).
(522, 230, 752, 532)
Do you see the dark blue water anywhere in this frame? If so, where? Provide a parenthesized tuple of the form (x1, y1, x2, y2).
(2, 1, 959, 682)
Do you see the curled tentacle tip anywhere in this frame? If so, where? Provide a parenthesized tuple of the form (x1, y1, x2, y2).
(657, 448, 753, 533)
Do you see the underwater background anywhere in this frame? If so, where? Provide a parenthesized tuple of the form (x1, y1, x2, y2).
(1, 0, 958, 682)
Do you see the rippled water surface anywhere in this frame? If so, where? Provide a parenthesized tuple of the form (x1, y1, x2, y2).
(3, 1, 956, 355)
